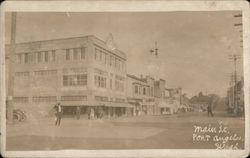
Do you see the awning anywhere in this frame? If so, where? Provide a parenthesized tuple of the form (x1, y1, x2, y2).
(127, 101, 142, 105)
(60, 100, 104, 106)
(142, 102, 155, 106)
(158, 102, 174, 108)
(60, 100, 134, 108)
(104, 102, 134, 108)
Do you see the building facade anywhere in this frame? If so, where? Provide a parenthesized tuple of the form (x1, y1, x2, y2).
(6, 35, 133, 118)
(126, 74, 157, 115)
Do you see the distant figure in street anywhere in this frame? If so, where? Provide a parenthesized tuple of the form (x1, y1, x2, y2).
(207, 104, 213, 117)
(76, 106, 81, 120)
(90, 108, 95, 120)
(54, 103, 62, 126)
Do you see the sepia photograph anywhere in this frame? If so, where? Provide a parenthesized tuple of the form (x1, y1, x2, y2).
(1, 1, 249, 157)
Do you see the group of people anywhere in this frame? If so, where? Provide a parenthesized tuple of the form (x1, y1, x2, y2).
(87, 107, 104, 120)
(53, 103, 106, 125)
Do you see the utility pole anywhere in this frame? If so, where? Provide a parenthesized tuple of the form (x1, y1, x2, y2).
(229, 54, 241, 115)
(234, 13, 243, 48)
(7, 12, 16, 123)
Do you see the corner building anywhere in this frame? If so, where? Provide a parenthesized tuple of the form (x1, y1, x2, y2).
(6, 35, 133, 117)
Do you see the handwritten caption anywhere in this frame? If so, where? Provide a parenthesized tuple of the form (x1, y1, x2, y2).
(192, 121, 242, 149)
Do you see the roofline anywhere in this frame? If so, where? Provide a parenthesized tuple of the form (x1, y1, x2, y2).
(127, 74, 146, 83)
(5, 35, 93, 46)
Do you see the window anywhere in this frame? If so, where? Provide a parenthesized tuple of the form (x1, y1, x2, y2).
(143, 87, 146, 95)
(110, 79, 112, 89)
(17, 54, 22, 64)
(95, 48, 98, 60)
(28, 53, 35, 63)
(80, 47, 86, 60)
(110, 55, 114, 66)
(61, 96, 87, 101)
(24, 53, 28, 63)
(38, 52, 42, 62)
(32, 96, 57, 102)
(115, 80, 124, 92)
(106, 53, 109, 66)
(115, 98, 125, 103)
(73, 48, 78, 60)
(13, 97, 28, 102)
(135, 85, 139, 94)
(101, 52, 106, 64)
(66, 49, 70, 60)
(115, 58, 118, 67)
(63, 74, 87, 86)
(15, 71, 29, 77)
(51, 50, 56, 61)
(44, 51, 49, 62)
(115, 75, 125, 92)
(95, 96, 108, 102)
(34, 70, 57, 76)
(94, 75, 106, 88)
(151, 87, 154, 96)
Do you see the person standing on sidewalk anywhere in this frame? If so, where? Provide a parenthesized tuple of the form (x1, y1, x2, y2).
(207, 103, 213, 117)
(55, 103, 63, 126)
(76, 106, 81, 120)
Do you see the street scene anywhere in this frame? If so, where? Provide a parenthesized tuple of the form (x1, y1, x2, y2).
(4, 11, 245, 151)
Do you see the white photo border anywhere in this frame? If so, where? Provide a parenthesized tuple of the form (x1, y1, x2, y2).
(0, 1, 249, 157)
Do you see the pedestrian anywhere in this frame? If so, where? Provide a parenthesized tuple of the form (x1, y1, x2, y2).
(207, 103, 213, 117)
(55, 103, 63, 126)
(90, 108, 95, 120)
(76, 106, 81, 120)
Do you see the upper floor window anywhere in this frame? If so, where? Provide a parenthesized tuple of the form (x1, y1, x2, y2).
(66, 49, 70, 60)
(63, 74, 87, 87)
(17, 50, 57, 64)
(143, 87, 146, 95)
(24, 53, 28, 64)
(73, 48, 78, 60)
(80, 47, 86, 60)
(34, 70, 57, 76)
(44, 51, 49, 62)
(13, 97, 28, 103)
(15, 71, 29, 77)
(94, 75, 106, 88)
(32, 96, 57, 102)
(37, 52, 42, 62)
(51, 50, 56, 61)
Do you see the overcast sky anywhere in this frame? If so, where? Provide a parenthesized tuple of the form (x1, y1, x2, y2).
(5, 11, 243, 97)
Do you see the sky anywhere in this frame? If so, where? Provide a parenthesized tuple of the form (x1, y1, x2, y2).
(5, 11, 243, 98)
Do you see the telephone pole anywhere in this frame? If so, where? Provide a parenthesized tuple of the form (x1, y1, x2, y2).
(228, 54, 241, 115)
(7, 12, 16, 123)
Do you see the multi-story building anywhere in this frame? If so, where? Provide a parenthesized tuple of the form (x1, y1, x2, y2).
(6, 35, 133, 118)
(126, 74, 157, 115)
